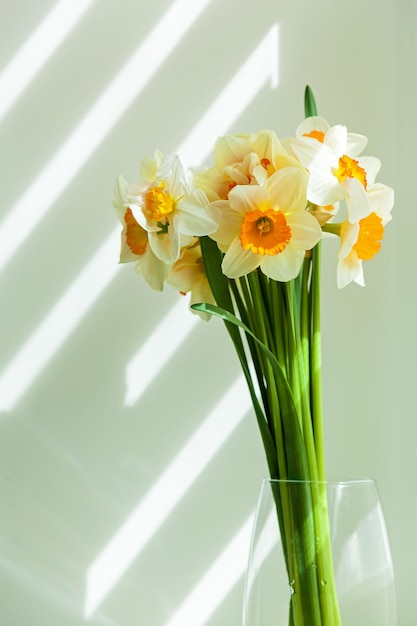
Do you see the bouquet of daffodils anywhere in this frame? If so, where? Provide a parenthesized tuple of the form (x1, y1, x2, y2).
(113, 88, 393, 625)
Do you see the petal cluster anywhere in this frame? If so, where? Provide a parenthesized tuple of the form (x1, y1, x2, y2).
(114, 118, 393, 301)
(290, 116, 394, 287)
(113, 152, 221, 317)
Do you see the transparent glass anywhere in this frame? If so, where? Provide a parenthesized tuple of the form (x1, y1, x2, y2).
(243, 478, 397, 626)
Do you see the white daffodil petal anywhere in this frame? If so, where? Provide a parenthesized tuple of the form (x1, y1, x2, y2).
(291, 138, 322, 170)
(343, 177, 370, 223)
(135, 248, 167, 291)
(338, 220, 360, 260)
(210, 201, 242, 247)
(224, 164, 251, 185)
(229, 184, 270, 214)
(307, 167, 344, 206)
(295, 116, 330, 137)
(165, 155, 187, 199)
(251, 129, 286, 161)
(113, 175, 129, 219)
(189, 274, 216, 310)
(325, 125, 347, 156)
(265, 167, 308, 213)
(222, 237, 261, 278)
(252, 163, 268, 186)
(214, 135, 253, 170)
(346, 132, 368, 157)
(129, 202, 160, 233)
(260, 247, 304, 282)
(148, 216, 180, 264)
(337, 251, 364, 289)
(358, 156, 381, 186)
(119, 243, 140, 264)
(367, 183, 394, 224)
(286, 211, 322, 251)
(177, 198, 219, 236)
(139, 152, 161, 181)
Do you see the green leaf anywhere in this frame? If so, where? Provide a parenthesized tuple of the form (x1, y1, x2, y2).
(304, 85, 318, 118)
(199, 237, 279, 477)
(192, 302, 311, 481)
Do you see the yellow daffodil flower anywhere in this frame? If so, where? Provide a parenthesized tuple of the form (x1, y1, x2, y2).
(211, 167, 322, 281)
(195, 130, 302, 202)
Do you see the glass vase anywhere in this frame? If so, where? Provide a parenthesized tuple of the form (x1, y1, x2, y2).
(243, 478, 397, 626)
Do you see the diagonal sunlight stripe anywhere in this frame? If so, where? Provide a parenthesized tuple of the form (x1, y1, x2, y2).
(163, 515, 254, 626)
(166, 507, 280, 626)
(0, 0, 97, 122)
(0, 229, 120, 413)
(124, 297, 199, 406)
(0, 22, 279, 413)
(84, 374, 252, 617)
(123, 26, 279, 405)
(0, 0, 213, 274)
(177, 24, 279, 167)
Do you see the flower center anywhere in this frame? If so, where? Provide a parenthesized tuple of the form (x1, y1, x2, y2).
(124, 208, 148, 255)
(303, 130, 325, 143)
(353, 212, 384, 260)
(144, 184, 174, 222)
(240, 208, 292, 256)
(335, 155, 367, 188)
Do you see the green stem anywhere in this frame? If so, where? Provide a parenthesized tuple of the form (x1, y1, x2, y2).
(310, 242, 325, 481)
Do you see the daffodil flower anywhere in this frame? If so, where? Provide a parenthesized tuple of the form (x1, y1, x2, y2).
(113, 175, 168, 291)
(336, 182, 394, 288)
(211, 167, 322, 281)
(195, 130, 302, 202)
(292, 119, 381, 223)
(127, 152, 219, 265)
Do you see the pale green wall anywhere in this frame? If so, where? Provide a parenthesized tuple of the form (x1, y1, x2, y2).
(0, 0, 415, 624)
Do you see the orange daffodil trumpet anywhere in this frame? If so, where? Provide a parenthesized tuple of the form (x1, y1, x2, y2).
(114, 119, 393, 307)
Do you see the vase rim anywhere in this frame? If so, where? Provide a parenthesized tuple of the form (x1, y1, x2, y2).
(263, 475, 376, 486)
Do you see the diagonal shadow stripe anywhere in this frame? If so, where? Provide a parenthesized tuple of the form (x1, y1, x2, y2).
(0, 0, 213, 274)
(84, 374, 252, 617)
(124, 24, 280, 407)
(177, 24, 279, 167)
(0, 25, 279, 413)
(0, 0, 97, 122)
(163, 514, 254, 626)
